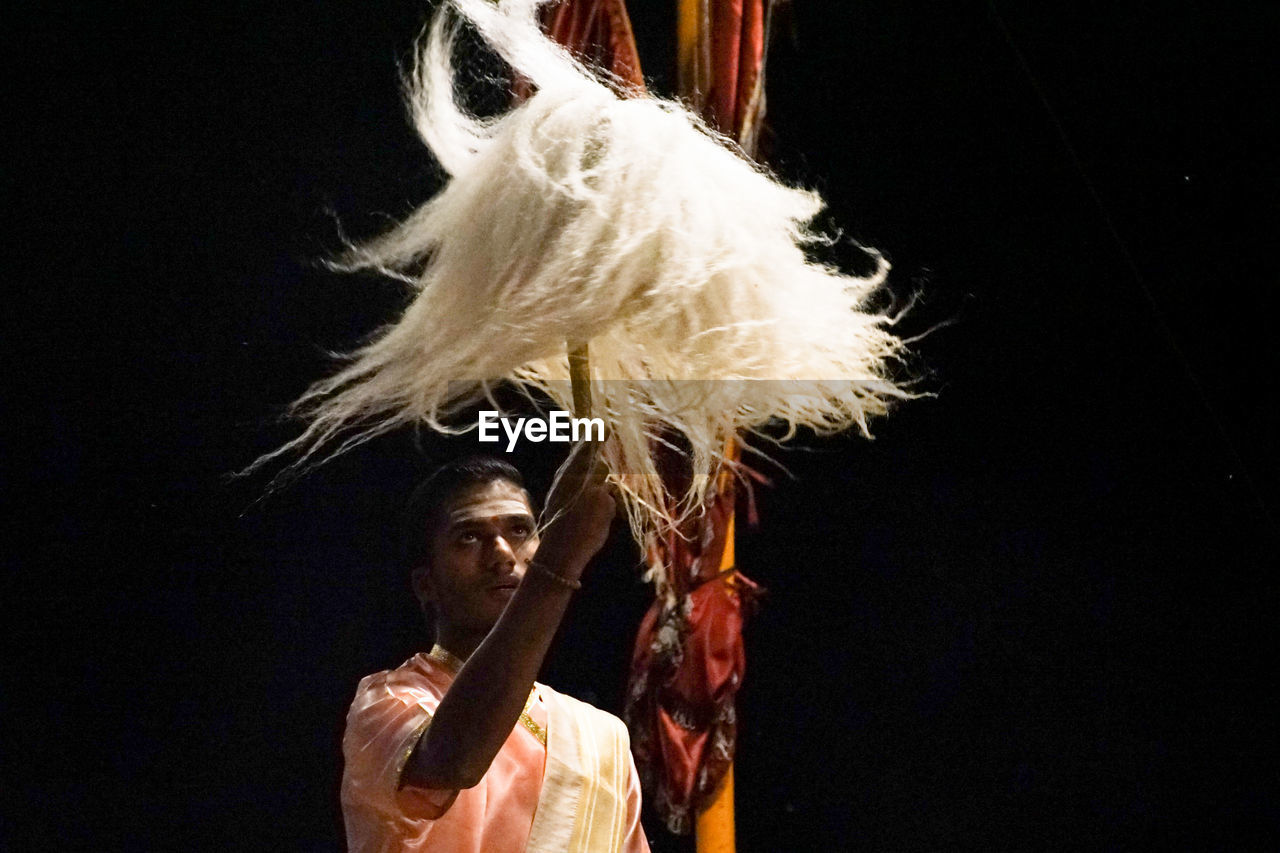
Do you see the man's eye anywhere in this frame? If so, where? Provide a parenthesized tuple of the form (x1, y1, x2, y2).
(457, 532, 479, 544)
(510, 525, 533, 539)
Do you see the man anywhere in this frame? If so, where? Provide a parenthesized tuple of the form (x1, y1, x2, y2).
(340, 449, 650, 852)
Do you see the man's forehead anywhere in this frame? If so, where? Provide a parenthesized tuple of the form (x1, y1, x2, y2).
(445, 481, 534, 526)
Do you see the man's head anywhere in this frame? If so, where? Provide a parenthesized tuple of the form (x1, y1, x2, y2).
(403, 456, 539, 646)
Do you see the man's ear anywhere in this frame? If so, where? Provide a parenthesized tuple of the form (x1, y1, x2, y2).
(411, 565, 433, 606)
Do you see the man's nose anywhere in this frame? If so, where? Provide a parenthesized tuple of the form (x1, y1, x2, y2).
(489, 535, 518, 566)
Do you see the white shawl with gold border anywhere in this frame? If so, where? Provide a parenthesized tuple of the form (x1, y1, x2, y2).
(526, 689, 631, 853)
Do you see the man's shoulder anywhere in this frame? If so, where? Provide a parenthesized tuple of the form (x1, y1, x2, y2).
(352, 654, 448, 707)
(534, 683, 629, 740)
(532, 681, 609, 710)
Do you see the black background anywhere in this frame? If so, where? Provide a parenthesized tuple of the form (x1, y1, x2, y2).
(8, 0, 1277, 849)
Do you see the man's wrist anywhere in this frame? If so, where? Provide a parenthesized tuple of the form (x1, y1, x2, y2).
(526, 561, 583, 590)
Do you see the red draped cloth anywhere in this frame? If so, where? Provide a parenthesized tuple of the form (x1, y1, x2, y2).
(623, 463, 761, 835)
(705, 0, 768, 146)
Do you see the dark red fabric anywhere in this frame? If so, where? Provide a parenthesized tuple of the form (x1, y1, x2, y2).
(734, 0, 766, 139)
(702, 0, 769, 144)
(544, 0, 645, 91)
(706, 0, 744, 134)
(512, 0, 645, 103)
(628, 575, 760, 834)
(624, 470, 762, 835)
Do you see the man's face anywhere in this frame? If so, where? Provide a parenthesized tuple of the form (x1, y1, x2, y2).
(414, 478, 539, 638)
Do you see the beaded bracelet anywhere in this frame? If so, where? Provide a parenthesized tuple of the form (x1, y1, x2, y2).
(528, 562, 583, 590)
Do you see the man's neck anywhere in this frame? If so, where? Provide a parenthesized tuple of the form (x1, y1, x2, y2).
(434, 628, 485, 663)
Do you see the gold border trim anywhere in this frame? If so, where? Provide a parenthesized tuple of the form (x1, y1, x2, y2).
(396, 715, 433, 789)
(520, 688, 547, 746)
(426, 643, 465, 674)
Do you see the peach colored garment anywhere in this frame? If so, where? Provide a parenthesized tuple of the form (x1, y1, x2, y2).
(341, 652, 649, 853)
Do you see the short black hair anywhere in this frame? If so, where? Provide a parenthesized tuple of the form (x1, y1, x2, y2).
(401, 455, 530, 572)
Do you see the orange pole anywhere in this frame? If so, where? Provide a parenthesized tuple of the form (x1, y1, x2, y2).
(698, 455, 737, 852)
(696, 763, 736, 853)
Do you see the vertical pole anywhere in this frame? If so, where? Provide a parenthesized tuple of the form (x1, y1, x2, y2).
(696, 765, 736, 853)
(696, 501, 737, 852)
(568, 342, 592, 419)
